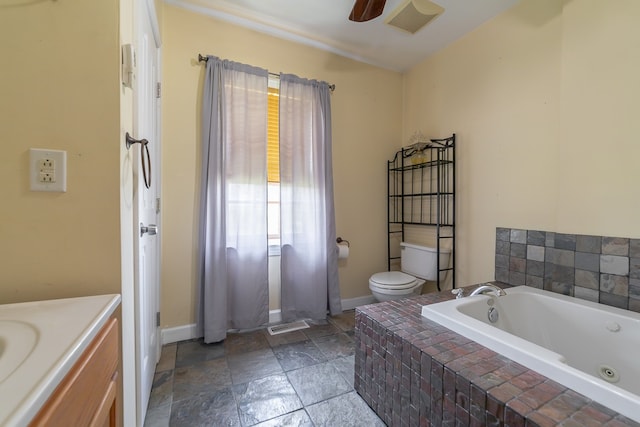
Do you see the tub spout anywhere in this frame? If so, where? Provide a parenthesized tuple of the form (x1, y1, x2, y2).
(469, 284, 507, 297)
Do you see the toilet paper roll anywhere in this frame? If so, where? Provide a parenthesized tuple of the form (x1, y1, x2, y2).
(337, 243, 350, 259)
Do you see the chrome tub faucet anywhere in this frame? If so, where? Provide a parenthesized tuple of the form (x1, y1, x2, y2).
(452, 283, 506, 299)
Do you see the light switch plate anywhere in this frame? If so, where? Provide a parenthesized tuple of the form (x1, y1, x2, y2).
(30, 148, 67, 192)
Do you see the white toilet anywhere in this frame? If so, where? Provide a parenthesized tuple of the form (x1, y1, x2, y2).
(369, 242, 451, 302)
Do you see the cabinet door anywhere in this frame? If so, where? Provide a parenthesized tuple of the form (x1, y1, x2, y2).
(30, 318, 119, 427)
(89, 371, 117, 427)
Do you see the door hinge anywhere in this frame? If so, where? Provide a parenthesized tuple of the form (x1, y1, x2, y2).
(156, 82, 161, 99)
(156, 197, 161, 214)
(156, 312, 160, 327)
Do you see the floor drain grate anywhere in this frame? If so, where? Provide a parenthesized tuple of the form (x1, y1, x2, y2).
(267, 320, 309, 336)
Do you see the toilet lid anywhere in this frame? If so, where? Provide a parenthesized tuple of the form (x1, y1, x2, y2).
(370, 271, 417, 289)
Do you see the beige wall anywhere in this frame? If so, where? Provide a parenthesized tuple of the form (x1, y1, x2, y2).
(403, 0, 640, 287)
(0, 0, 122, 303)
(160, 4, 403, 327)
(556, 0, 640, 233)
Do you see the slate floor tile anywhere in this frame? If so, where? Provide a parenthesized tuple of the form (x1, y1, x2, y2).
(234, 374, 303, 426)
(173, 357, 232, 402)
(306, 391, 386, 427)
(145, 310, 385, 426)
(302, 321, 339, 339)
(170, 386, 240, 427)
(312, 332, 355, 359)
(272, 339, 327, 371)
(148, 369, 173, 410)
(156, 343, 177, 372)
(143, 402, 171, 427)
(252, 409, 313, 427)
(262, 329, 308, 347)
(286, 362, 352, 406)
(228, 348, 283, 385)
(175, 339, 225, 368)
(225, 330, 270, 355)
(330, 355, 356, 388)
(327, 310, 356, 332)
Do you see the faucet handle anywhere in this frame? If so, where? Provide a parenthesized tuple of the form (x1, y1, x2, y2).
(451, 289, 464, 299)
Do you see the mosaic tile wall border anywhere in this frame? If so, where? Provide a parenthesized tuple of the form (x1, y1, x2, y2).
(495, 227, 640, 312)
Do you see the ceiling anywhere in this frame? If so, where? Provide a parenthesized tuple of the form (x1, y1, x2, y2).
(169, 0, 520, 72)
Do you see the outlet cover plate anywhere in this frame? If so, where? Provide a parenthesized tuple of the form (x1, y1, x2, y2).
(30, 148, 67, 192)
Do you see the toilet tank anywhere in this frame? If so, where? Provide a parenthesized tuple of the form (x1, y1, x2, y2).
(400, 242, 451, 281)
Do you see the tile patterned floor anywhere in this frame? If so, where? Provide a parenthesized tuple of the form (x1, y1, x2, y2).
(144, 311, 386, 427)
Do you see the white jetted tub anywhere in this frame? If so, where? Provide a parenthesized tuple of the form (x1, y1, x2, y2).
(421, 285, 640, 422)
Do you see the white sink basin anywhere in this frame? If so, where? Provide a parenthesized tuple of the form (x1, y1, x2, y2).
(0, 294, 120, 427)
(0, 320, 39, 383)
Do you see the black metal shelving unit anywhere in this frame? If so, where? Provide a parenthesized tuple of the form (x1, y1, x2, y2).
(387, 134, 455, 291)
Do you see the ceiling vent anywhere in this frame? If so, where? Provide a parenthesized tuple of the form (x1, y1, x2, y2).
(385, 0, 445, 34)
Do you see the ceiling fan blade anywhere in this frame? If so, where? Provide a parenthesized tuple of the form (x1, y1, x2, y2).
(349, 0, 387, 22)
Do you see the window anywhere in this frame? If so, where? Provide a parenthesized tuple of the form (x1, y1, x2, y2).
(267, 81, 280, 252)
(267, 85, 279, 183)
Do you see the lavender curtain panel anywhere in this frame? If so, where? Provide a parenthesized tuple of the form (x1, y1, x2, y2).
(197, 56, 269, 343)
(279, 73, 342, 321)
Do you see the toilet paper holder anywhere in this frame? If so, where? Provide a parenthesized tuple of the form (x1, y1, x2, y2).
(336, 237, 350, 247)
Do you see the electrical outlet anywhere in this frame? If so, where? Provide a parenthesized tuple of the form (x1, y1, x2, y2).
(30, 148, 66, 192)
(38, 158, 54, 171)
(37, 157, 56, 183)
(39, 172, 55, 183)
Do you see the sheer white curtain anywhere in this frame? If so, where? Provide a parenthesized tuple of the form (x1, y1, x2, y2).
(279, 74, 342, 321)
(197, 56, 269, 343)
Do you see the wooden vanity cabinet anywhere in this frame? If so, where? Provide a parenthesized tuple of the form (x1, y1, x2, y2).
(29, 317, 119, 427)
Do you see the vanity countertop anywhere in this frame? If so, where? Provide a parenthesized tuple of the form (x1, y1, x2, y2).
(0, 294, 121, 427)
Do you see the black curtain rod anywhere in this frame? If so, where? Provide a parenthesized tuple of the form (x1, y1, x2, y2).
(198, 54, 335, 92)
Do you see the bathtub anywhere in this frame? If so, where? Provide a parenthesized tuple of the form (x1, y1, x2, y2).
(421, 285, 640, 422)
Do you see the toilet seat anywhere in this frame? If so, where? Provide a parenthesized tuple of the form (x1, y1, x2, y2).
(369, 271, 418, 290)
(369, 271, 425, 302)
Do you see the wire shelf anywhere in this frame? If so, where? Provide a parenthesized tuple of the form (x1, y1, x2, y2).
(387, 134, 456, 291)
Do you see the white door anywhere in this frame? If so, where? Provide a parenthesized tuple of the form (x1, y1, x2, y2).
(133, 1, 161, 425)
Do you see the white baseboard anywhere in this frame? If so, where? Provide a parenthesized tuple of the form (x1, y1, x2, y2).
(342, 294, 376, 310)
(160, 294, 377, 345)
(160, 323, 198, 345)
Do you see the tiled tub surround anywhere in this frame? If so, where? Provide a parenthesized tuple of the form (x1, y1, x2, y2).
(354, 289, 640, 426)
(495, 228, 640, 313)
(422, 286, 640, 422)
